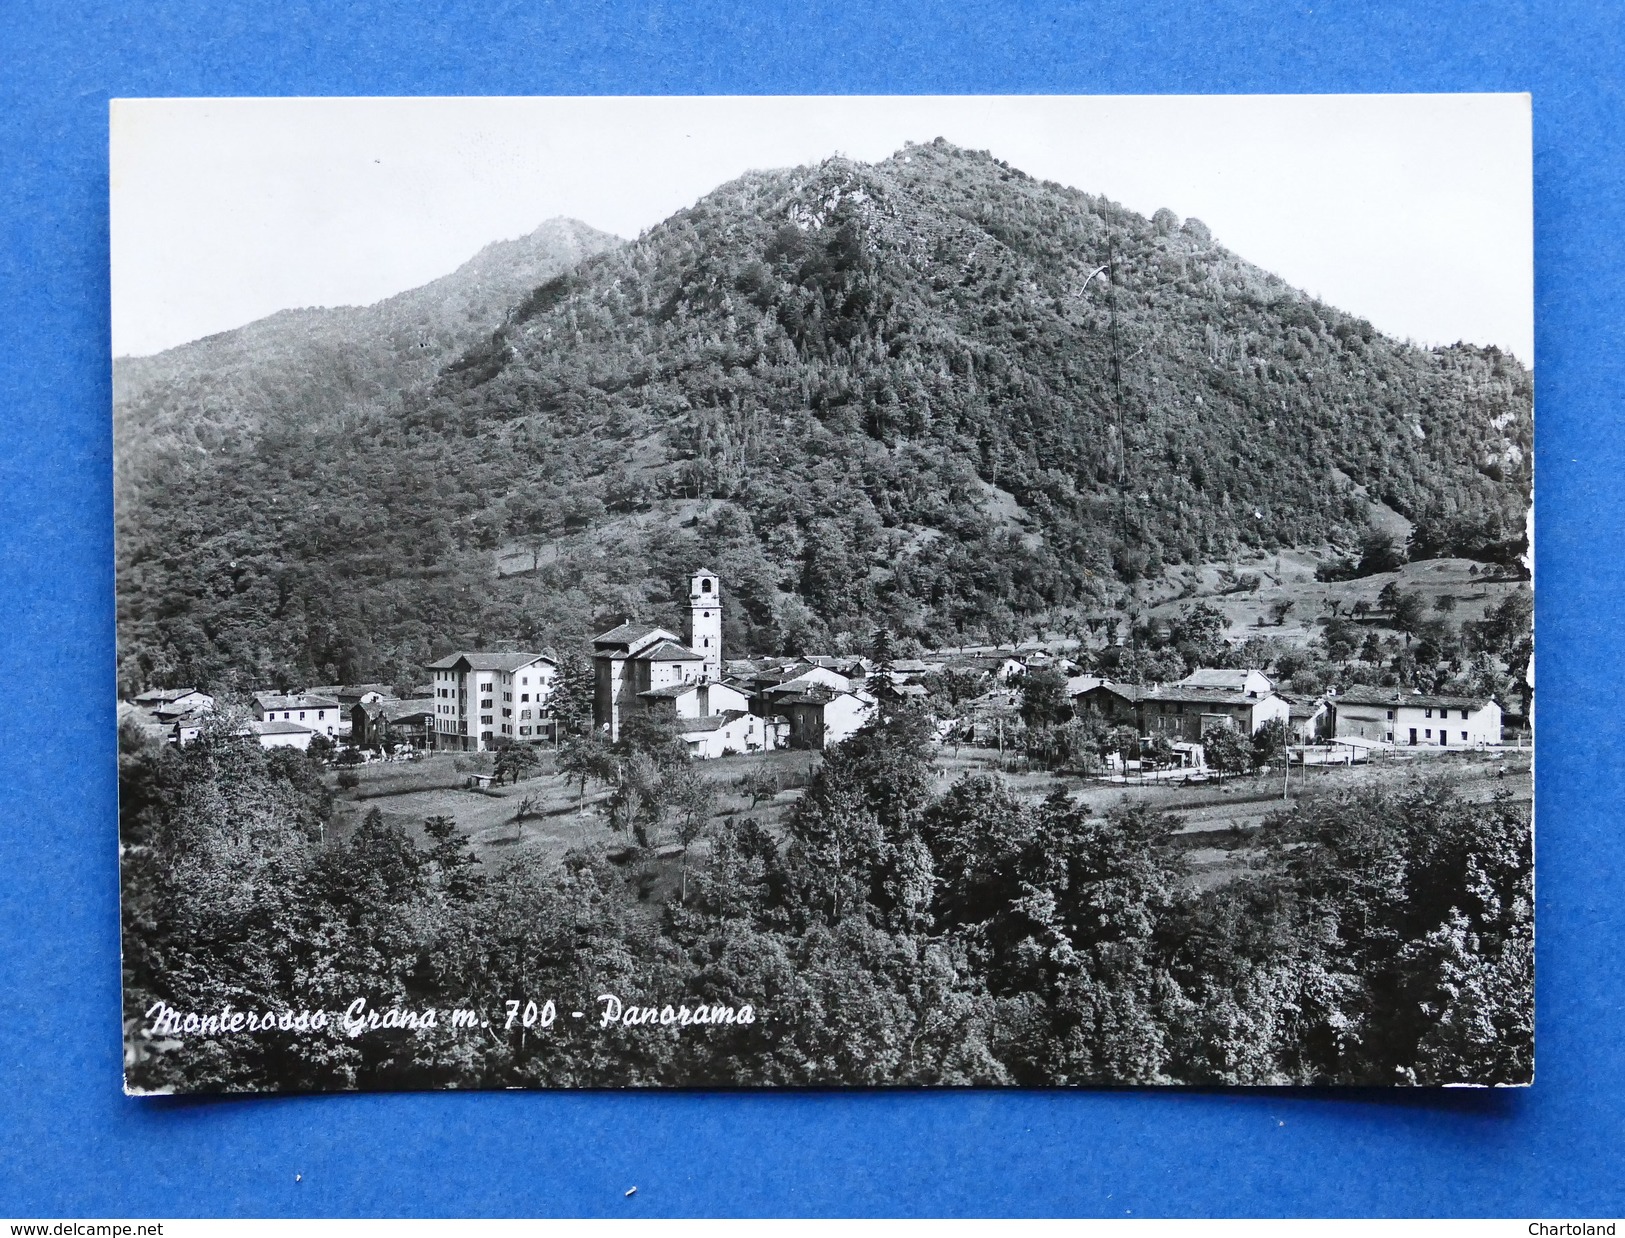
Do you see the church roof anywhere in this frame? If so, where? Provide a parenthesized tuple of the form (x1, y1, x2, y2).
(636, 684, 695, 700)
(629, 641, 704, 662)
(592, 622, 677, 650)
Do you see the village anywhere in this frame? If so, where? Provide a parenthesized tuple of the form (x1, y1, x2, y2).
(117, 567, 1530, 892)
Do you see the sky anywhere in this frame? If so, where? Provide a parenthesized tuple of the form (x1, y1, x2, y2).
(110, 94, 1533, 363)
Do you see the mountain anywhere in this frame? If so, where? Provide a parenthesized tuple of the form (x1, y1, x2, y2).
(114, 141, 1532, 695)
(113, 217, 622, 510)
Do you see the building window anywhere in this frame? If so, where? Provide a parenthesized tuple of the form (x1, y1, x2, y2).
(1425, 729, 1432, 739)
(520, 726, 531, 736)
(299, 711, 306, 720)
(481, 715, 493, 725)
(1461, 731, 1469, 741)
(1461, 709, 1470, 720)
(520, 693, 529, 702)
(701, 578, 712, 593)
(1386, 710, 1394, 720)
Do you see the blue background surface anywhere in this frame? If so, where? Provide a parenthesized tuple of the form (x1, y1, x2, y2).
(0, 0, 1619, 1218)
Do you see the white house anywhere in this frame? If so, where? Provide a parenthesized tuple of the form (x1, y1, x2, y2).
(637, 679, 752, 721)
(425, 651, 557, 751)
(250, 693, 342, 738)
(677, 710, 770, 759)
(1175, 668, 1275, 698)
(1333, 686, 1503, 747)
(782, 688, 878, 749)
(133, 687, 215, 715)
(253, 719, 316, 751)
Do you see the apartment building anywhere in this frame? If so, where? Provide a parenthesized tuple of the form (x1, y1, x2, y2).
(425, 651, 557, 751)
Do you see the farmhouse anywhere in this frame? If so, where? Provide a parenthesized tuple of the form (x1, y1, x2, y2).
(1177, 668, 1275, 697)
(1283, 696, 1330, 743)
(1076, 670, 1290, 740)
(637, 678, 752, 722)
(425, 651, 556, 752)
(782, 686, 878, 749)
(250, 693, 342, 738)
(676, 710, 771, 759)
(1332, 686, 1503, 747)
(133, 687, 215, 715)
(351, 699, 435, 750)
(252, 718, 316, 750)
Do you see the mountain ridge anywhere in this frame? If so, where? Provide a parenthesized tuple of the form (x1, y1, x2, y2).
(113, 217, 623, 506)
(115, 141, 1531, 693)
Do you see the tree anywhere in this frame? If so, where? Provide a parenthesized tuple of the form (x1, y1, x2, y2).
(869, 627, 896, 670)
(1267, 598, 1294, 626)
(493, 743, 540, 786)
(607, 749, 669, 849)
(1251, 717, 1288, 767)
(1357, 529, 1406, 576)
(738, 766, 781, 808)
(558, 731, 617, 812)
(1322, 617, 1360, 664)
(670, 767, 719, 902)
(1378, 583, 1427, 635)
(616, 709, 689, 769)
(1201, 724, 1252, 779)
(547, 649, 595, 739)
(306, 732, 337, 765)
(1169, 601, 1229, 666)
(1019, 667, 1073, 729)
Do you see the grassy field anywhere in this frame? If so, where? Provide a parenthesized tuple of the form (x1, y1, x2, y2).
(1135, 550, 1526, 645)
(329, 745, 824, 867)
(329, 730, 1530, 902)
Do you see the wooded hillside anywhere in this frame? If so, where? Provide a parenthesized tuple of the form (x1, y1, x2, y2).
(115, 141, 1531, 694)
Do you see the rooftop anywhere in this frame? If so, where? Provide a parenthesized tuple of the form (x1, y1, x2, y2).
(628, 640, 704, 662)
(592, 622, 675, 649)
(678, 710, 748, 734)
(132, 686, 203, 704)
(1336, 685, 1493, 711)
(637, 684, 695, 700)
(424, 651, 553, 673)
(253, 693, 341, 710)
(1179, 668, 1272, 691)
(254, 719, 315, 736)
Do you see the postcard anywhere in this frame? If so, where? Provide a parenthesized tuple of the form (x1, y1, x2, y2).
(114, 95, 1533, 1091)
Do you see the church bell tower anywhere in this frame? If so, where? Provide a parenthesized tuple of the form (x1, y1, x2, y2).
(685, 569, 722, 682)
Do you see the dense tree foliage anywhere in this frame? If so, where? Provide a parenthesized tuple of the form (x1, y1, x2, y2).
(122, 709, 1531, 1092)
(116, 142, 1532, 696)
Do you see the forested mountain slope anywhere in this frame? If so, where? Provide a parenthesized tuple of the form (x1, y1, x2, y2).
(116, 141, 1531, 694)
(113, 218, 621, 510)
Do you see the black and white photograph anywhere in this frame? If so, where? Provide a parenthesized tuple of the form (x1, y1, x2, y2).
(113, 94, 1534, 1094)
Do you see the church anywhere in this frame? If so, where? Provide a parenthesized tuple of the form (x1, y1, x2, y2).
(592, 569, 736, 742)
